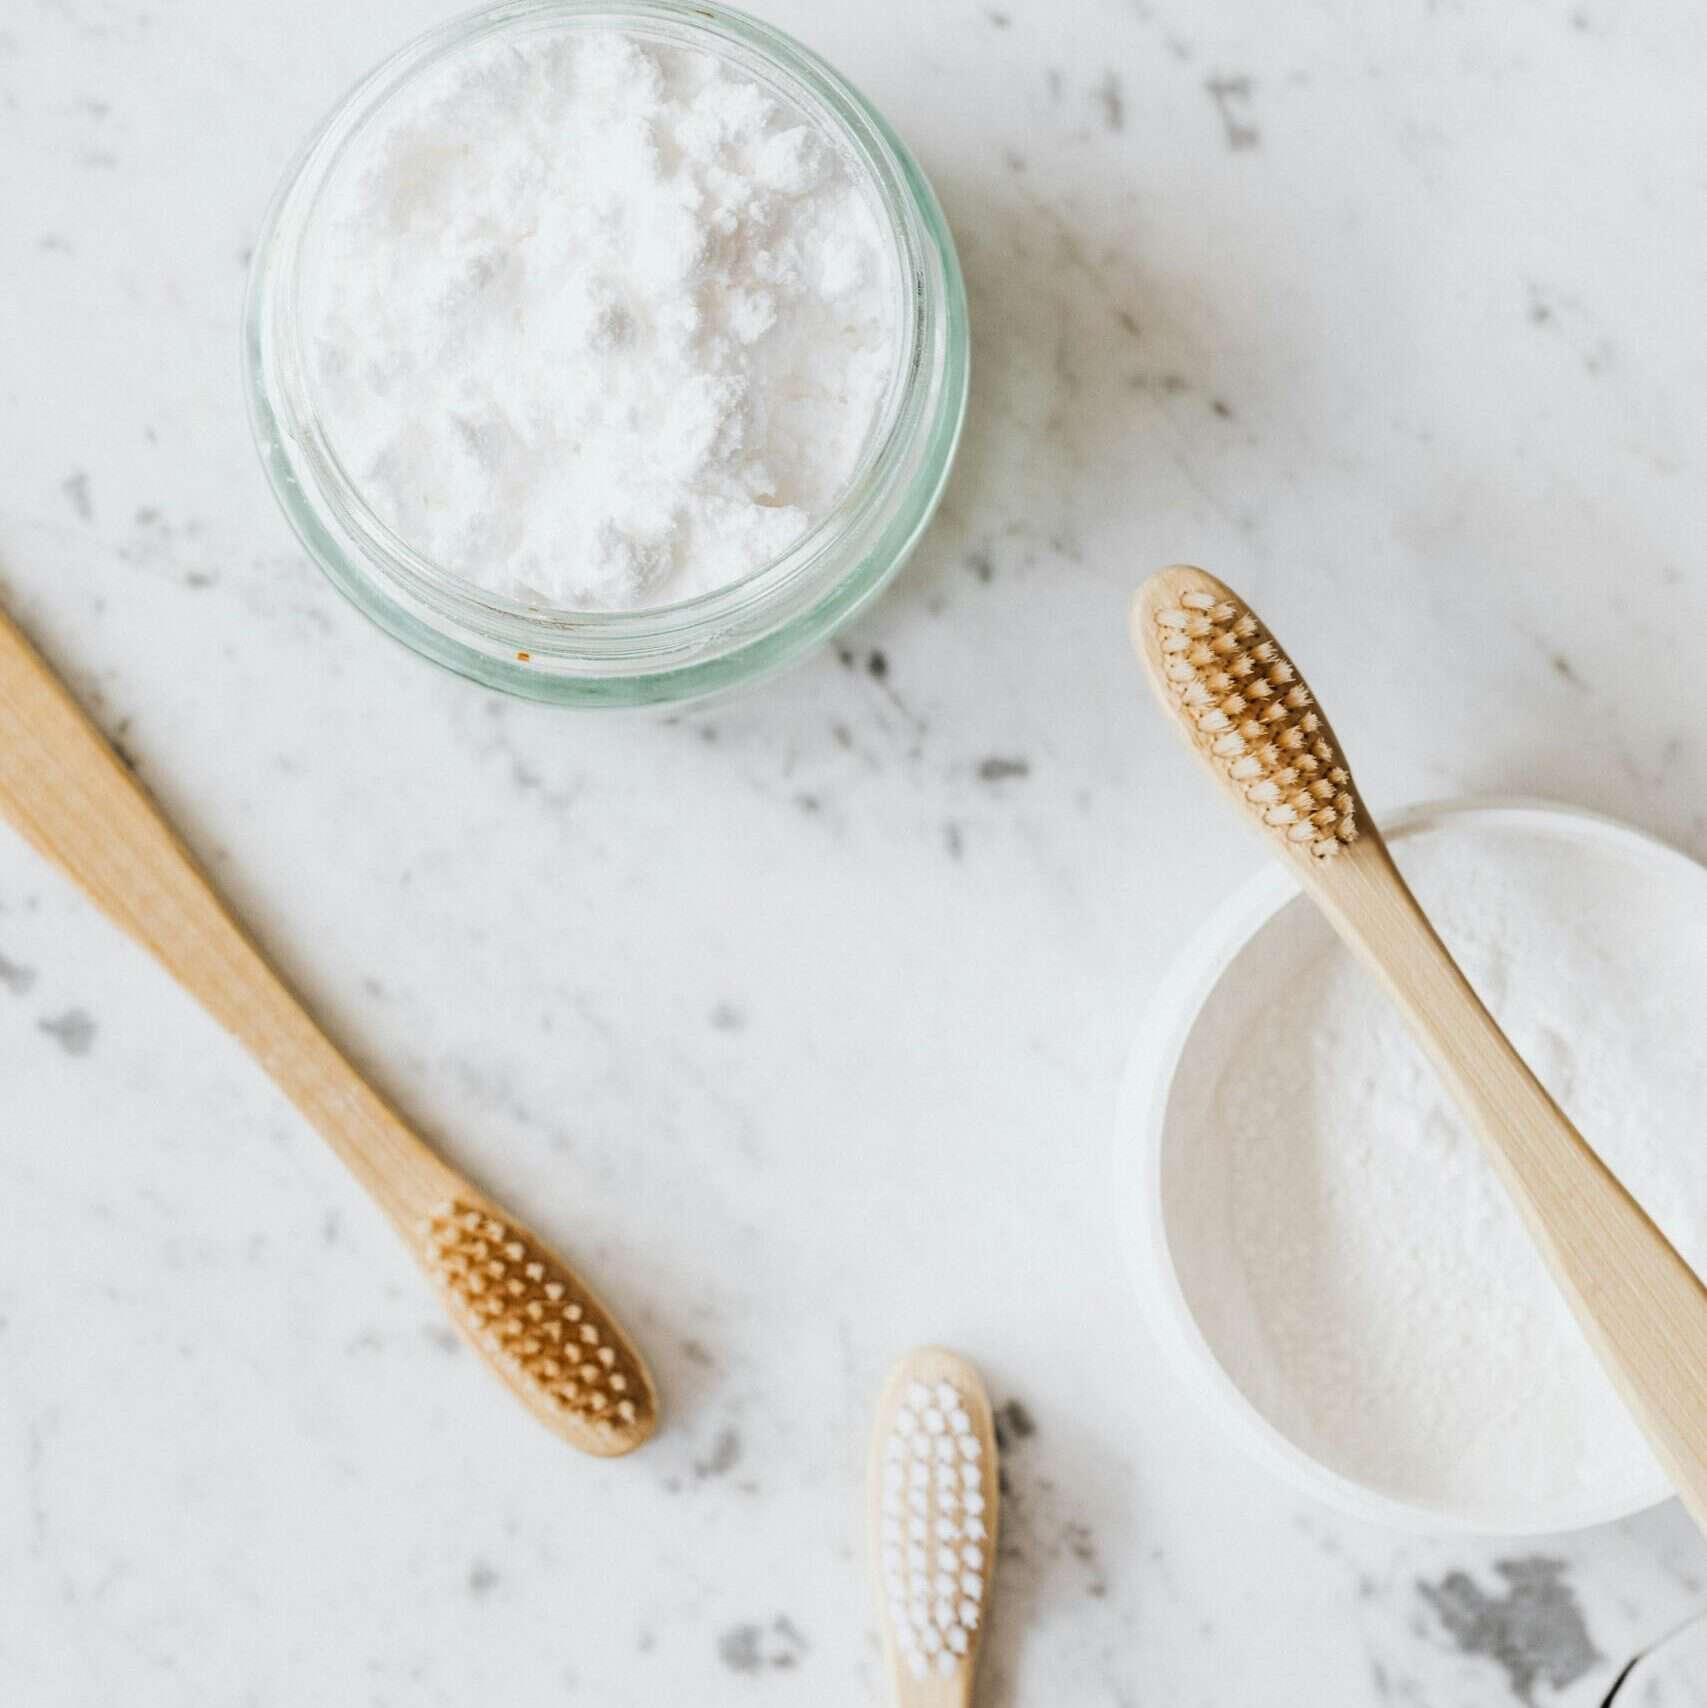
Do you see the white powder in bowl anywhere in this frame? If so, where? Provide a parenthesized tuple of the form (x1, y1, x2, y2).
(301, 28, 901, 611)
(1162, 815, 1707, 1518)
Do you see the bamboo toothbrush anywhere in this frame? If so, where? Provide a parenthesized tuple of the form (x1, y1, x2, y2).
(0, 604, 656, 1456)
(1131, 564, 1707, 1529)
(868, 1348, 1001, 1707)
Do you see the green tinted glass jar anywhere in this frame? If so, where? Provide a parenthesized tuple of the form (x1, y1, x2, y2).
(244, 0, 968, 707)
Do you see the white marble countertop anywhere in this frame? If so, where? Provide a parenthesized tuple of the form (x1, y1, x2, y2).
(6, 1, 1707, 1701)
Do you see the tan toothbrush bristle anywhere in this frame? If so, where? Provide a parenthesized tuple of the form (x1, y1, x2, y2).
(421, 1199, 654, 1452)
(1148, 575, 1359, 860)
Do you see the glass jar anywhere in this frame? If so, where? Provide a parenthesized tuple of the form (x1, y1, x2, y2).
(243, 0, 968, 707)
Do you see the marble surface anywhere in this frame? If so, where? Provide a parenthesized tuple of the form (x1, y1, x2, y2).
(5, 0, 1707, 1701)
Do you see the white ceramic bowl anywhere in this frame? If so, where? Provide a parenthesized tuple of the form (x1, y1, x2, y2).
(1113, 797, 1704, 1536)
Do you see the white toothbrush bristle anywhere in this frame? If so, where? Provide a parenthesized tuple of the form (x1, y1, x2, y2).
(1151, 580, 1358, 860)
(877, 1373, 994, 1681)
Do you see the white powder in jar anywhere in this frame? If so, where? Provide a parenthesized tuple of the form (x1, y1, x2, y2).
(1163, 816, 1707, 1517)
(302, 28, 901, 610)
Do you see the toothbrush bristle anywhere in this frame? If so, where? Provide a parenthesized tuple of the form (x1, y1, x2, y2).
(1153, 583, 1358, 860)
(421, 1200, 648, 1444)
(878, 1377, 990, 1681)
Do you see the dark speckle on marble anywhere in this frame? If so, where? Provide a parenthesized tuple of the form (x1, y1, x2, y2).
(709, 1001, 746, 1032)
(994, 1399, 1036, 1448)
(1096, 70, 1125, 131)
(1064, 1519, 1108, 1597)
(693, 1425, 742, 1480)
(467, 1560, 499, 1597)
(38, 1008, 96, 1056)
(0, 951, 37, 995)
(62, 470, 93, 522)
(1205, 73, 1261, 150)
(1419, 1557, 1599, 1704)
(1551, 652, 1585, 689)
(943, 821, 964, 860)
(1210, 397, 1234, 419)
(984, 6, 1010, 24)
(718, 1616, 807, 1673)
(967, 547, 994, 583)
(680, 1338, 714, 1368)
(422, 1324, 460, 1355)
(866, 648, 889, 681)
(978, 756, 1031, 783)
(719, 1625, 761, 1674)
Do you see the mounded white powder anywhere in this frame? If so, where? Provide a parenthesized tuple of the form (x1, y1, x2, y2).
(1163, 817, 1707, 1516)
(302, 28, 901, 610)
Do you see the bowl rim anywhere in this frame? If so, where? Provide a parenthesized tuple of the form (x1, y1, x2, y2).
(1113, 794, 1699, 1536)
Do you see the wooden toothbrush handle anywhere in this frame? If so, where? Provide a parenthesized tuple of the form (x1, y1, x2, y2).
(1316, 840, 1707, 1529)
(0, 606, 452, 1225)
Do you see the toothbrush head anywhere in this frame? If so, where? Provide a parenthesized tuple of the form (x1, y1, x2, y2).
(1132, 565, 1364, 863)
(869, 1348, 1000, 1696)
(420, 1199, 657, 1456)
